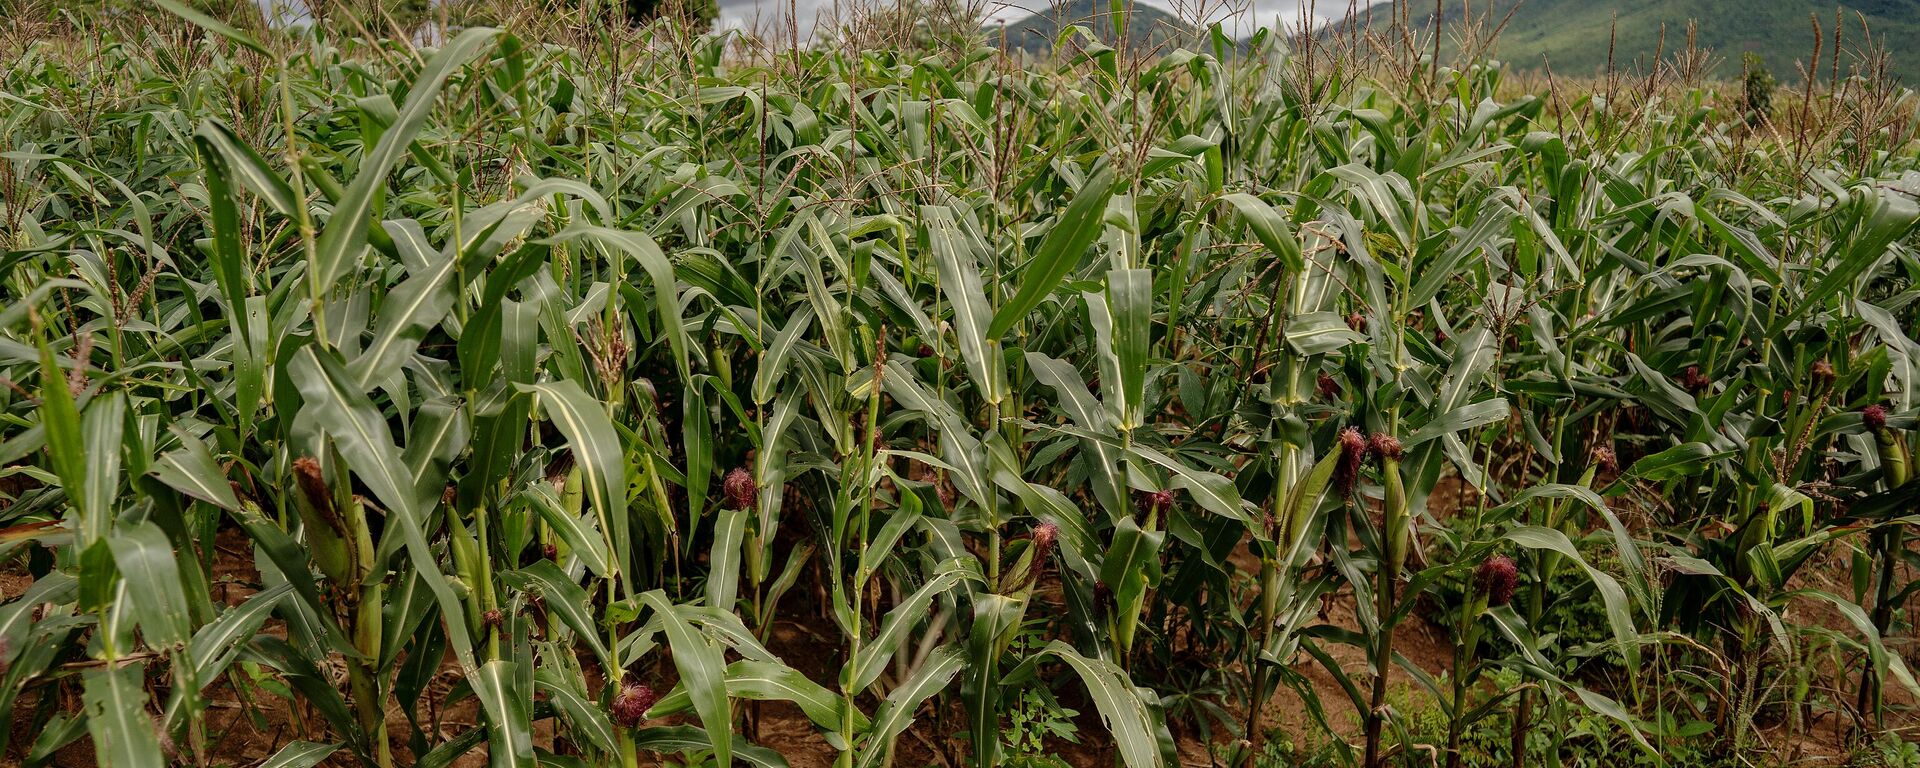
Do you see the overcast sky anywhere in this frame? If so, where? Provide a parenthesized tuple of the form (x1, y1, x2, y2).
(251, 0, 1362, 43)
(718, 0, 1363, 41)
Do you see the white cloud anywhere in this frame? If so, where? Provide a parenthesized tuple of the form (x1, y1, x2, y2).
(256, 0, 1360, 43)
(719, 0, 1362, 41)
(257, 0, 1353, 43)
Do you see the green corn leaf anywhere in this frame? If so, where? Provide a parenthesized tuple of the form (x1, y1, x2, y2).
(503, 561, 612, 669)
(520, 482, 613, 578)
(242, 640, 362, 754)
(1621, 353, 1701, 427)
(1125, 444, 1250, 524)
(148, 428, 238, 511)
(36, 341, 89, 542)
(1504, 526, 1639, 672)
(752, 308, 814, 406)
(1042, 641, 1166, 768)
(1108, 268, 1152, 429)
(473, 660, 535, 768)
(1795, 589, 1920, 698)
(347, 222, 462, 390)
(630, 727, 789, 768)
(683, 385, 714, 545)
(186, 583, 289, 684)
(192, 128, 257, 369)
(287, 345, 421, 521)
(1284, 312, 1366, 356)
(401, 397, 469, 502)
(1406, 398, 1510, 446)
(964, 593, 1025, 768)
(1622, 442, 1728, 483)
(220, 501, 354, 653)
(925, 205, 1002, 404)
(707, 505, 750, 613)
(780, 215, 851, 367)
(1100, 516, 1165, 592)
(77, 391, 126, 539)
(753, 391, 800, 577)
(258, 741, 343, 768)
(652, 660, 860, 734)
(193, 120, 298, 217)
(1779, 190, 1919, 334)
(541, 226, 690, 378)
(989, 472, 1102, 580)
(1219, 193, 1303, 273)
(376, 571, 437, 673)
(311, 28, 500, 289)
(640, 592, 732, 768)
(848, 559, 979, 691)
(857, 503, 924, 588)
(1483, 607, 1654, 754)
(82, 664, 164, 768)
(286, 346, 475, 670)
(1280, 444, 1344, 559)
(415, 724, 489, 768)
(1026, 351, 1124, 515)
(148, 0, 269, 54)
(534, 670, 618, 754)
(1436, 326, 1497, 415)
(0, 573, 75, 661)
(517, 380, 629, 587)
(1086, 290, 1124, 429)
(106, 522, 191, 649)
(679, 606, 783, 663)
(855, 645, 967, 768)
(988, 166, 1115, 339)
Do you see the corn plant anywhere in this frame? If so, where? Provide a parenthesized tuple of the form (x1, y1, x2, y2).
(1, 5, 1918, 768)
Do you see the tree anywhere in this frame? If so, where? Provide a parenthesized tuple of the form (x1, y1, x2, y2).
(1740, 52, 1775, 127)
(622, 0, 717, 31)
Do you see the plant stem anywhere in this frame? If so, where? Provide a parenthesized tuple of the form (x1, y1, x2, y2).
(1364, 571, 1397, 768)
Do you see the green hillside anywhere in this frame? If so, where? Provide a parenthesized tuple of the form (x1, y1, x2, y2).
(989, 0, 1200, 56)
(1341, 0, 1920, 82)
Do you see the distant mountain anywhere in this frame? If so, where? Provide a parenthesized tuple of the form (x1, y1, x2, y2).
(1335, 0, 1920, 82)
(988, 0, 1201, 56)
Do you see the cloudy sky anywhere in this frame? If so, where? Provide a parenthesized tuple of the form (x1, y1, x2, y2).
(718, 0, 1364, 41)
(250, 0, 1362, 42)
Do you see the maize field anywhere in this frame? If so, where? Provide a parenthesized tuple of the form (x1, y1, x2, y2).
(1, 5, 1919, 767)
